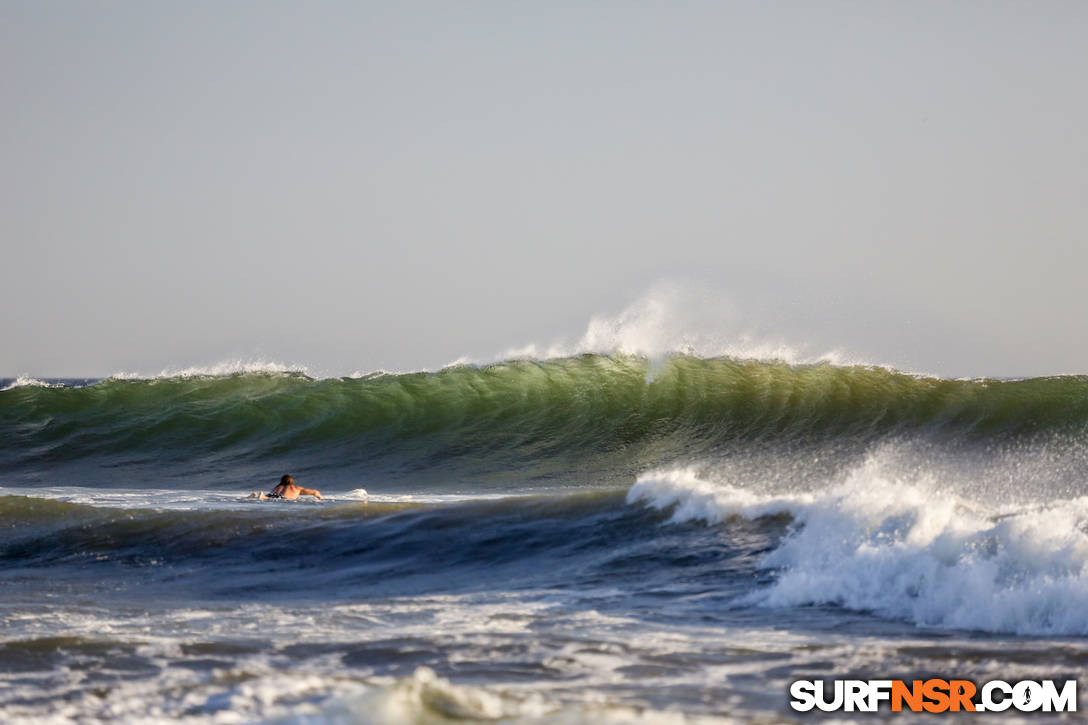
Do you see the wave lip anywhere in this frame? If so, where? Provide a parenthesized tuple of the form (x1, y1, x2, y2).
(629, 460, 1088, 636)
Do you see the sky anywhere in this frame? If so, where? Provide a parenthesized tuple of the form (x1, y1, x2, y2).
(2, 1, 1086, 378)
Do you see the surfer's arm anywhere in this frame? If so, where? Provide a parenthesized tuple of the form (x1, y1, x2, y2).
(299, 487, 323, 499)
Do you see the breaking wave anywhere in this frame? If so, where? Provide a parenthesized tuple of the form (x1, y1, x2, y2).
(629, 459, 1088, 636)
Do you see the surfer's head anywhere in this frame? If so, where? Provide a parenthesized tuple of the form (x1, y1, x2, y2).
(280, 474, 294, 487)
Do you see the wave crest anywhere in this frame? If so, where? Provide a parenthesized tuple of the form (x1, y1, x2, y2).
(0, 376, 64, 392)
(108, 358, 310, 381)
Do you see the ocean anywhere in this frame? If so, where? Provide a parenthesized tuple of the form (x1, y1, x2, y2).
(1, 355, 1086, 723)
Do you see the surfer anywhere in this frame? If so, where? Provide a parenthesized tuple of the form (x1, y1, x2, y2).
(249, 474, 323, 500)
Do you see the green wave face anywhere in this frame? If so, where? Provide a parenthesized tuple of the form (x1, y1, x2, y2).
(3, 355, 1088, 489)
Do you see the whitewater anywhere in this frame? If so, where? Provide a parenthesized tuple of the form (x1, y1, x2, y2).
(2, 306, 1087, 722)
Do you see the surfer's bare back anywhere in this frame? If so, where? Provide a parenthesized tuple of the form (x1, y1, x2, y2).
(249, 474, 323, 500)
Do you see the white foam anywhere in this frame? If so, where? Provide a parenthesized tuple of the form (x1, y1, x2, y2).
(0, 596, 747, 724)
(0, 376, 63, 391)
(629, 458, 1088, 635)
(108, 358, 311, 381)
(627, 466, 810, 524)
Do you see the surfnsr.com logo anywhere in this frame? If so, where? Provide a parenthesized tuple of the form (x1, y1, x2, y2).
(789, 679, 1077, 713)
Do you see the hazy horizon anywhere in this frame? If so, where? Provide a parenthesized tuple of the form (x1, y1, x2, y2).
(3, 2, 1086, 379)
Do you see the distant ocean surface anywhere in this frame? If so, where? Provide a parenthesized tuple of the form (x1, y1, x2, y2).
(2, 355, 1087, 722)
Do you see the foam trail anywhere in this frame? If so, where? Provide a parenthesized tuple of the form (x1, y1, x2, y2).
(629, 458, 1088, 635)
